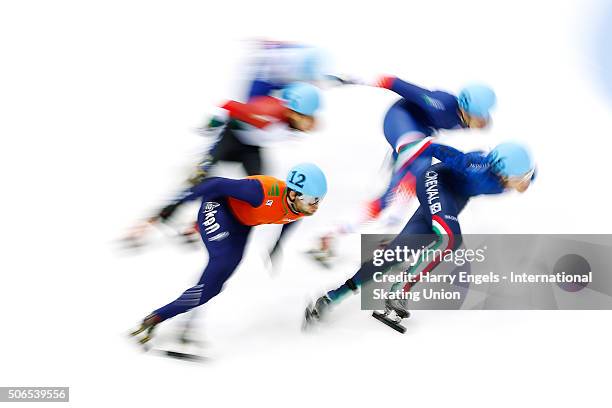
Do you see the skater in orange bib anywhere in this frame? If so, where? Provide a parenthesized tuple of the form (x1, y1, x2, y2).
(227, 175, 307, 226)
(130, 163, 327, 346)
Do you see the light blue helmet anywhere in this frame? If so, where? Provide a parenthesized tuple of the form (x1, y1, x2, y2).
(458, 83, 497, 118)
(286, 163, 327, 198)
(281, 82, 321, 116)
(487, 142, 535, 178)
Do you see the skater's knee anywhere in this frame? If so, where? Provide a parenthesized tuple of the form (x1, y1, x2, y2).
(443, 228, 462, 251)
(199, 256, 241, 285)
(365, 199, 383, 219)
(203, 283, 224, 301)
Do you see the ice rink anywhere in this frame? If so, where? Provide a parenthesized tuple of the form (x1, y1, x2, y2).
(2, 0, 612, 406)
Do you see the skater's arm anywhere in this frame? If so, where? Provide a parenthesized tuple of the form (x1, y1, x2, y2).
(177, 177, 264, 206)
(153, 178, 264, 222)
(375, 76, 459, 114)
(202, 96, 282, 136)
(375, 76, 432, 103)
(223, 100, 269, 128)
(221, 97, 286, 129)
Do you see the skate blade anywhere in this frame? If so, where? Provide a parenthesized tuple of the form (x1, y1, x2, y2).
(179, 337, 206, 348)
(372, 311, 406, 334)
(301, 307, 319, 332)
(130, 325, 147, 337)
(127, 332, 152, 352)
(155, 349, 206, 362)
(302, 317, 315, 332)
(138, 335, 153, 345)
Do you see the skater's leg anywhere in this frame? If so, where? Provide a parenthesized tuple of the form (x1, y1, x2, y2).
(151, 199, 251, 321)
(320, 104, 434, 241)
(240, 146, 263, 176)
(308, 103, 433, 262)
(189, 127, 239, 185)
(382, 100, 432, 154)
(326, 165, 465, 302)
(303, 208, 433, 327)
(326, 207, 433, 302)
(153, 253, 244, 320)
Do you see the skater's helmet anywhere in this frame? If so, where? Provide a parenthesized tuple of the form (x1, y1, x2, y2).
(487, 142, 535, 178)
(281, 82, 321, 116)
(458, 83, 496, 119)
(286, 163, 327, 199)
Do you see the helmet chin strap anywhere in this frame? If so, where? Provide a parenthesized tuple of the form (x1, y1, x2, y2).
(458, 109, 469, 128)
(286, 194, 303, 215)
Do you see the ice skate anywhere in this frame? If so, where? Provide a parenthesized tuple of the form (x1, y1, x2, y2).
(130, 313, 162, 348)
(302, 295, 332, 330)
(372, 298, 410, 334)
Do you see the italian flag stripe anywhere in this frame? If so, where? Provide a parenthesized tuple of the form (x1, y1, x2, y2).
(397, 139, 433, 174)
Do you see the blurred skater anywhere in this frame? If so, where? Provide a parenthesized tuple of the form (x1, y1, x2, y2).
(131, 163, 328, 346)
(308, 76, 497, 266)
(303, 142, 535, 332)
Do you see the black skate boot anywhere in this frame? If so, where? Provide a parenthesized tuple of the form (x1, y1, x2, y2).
(372, 298, 410, 334)
(130, 313, 162, 348)
(302, 295, 332, 330)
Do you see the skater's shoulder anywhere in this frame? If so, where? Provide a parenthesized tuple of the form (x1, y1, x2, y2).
(245, 175, 286, 191)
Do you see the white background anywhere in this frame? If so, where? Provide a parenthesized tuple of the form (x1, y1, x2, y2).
(1, 0, 612, 407)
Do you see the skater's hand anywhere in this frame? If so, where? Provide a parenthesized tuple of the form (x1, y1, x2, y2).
(187, 168, 208, 186)
(158, 203, 180, 221)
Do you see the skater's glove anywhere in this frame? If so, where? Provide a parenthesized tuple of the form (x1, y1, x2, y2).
(158, 202, 180, 222)
(187, 168, 208, 186)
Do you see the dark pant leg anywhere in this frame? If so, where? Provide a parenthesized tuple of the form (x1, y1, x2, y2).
(326, 207, 433, 301)
(327, 165, 464, 301)
(154, 199, 251, 320)
(209, 126, 262, 176)
(191, 128, 262, 185)
(189, 127, 240, 185)
(240, 146, 263, 176)
(382, 100, 429, 151)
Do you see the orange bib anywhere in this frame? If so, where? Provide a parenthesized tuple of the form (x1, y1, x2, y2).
(228, 175, 304, 226)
